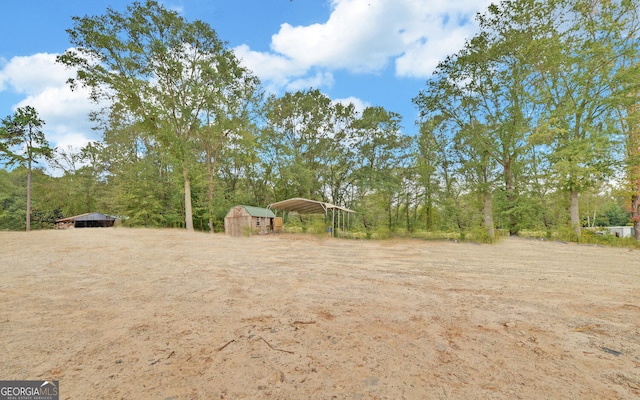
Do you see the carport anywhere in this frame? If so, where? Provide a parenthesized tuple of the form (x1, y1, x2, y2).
(55, 212, 116, 228)
(266, 197, 354, 237)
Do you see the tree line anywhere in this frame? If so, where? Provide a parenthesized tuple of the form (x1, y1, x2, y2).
(1, 0, 638, 242)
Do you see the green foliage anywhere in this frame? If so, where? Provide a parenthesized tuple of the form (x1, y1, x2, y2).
(0, 169, 26, 230)
(579, 230, 640, 249)
(468, 225, 496, 244)
(30, 208, 63, 230)
(0, 106, 54, 231)
(259, 89, 355, 203)
(371, 226, 391, 240)
(602, 203, 631, 227)
(3, 0, 638, 245)
(412, 0, 638, 240)
(42, 144, 109, 218)
(555, 225, 581, 243)
(110, 155, 183, 228)
(409, 230, 460, 241)
(58, 0, 260, 231)
(307, 219, 329, 236)
(241, 225, 253, 237)
(0, 168, 65, 230)
(0, 106, 54, 168)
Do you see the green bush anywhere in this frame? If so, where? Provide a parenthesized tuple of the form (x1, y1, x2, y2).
(282, 225, 303, 234)
(555, 225, 580, 243)
(579, 229, 640, 248)
(411, 230, 459, 240)
(468, 226, 495, 244)
(308, 219, 328, 235)
(242, 225, 253, 237)
(341, 231, 368, 240)
(372, 226, 391, 239)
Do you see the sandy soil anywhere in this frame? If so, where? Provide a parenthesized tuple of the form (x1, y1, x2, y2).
(1, 228, 639, 399)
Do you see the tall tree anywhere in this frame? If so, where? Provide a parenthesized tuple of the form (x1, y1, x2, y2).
(414, 51, 501, 237)
(48, 143, 107, 216)
(0, 169, 27, 230)
(260, 89, 336, 202)
(58, 0, 257, 231)
(414, 0, 543, 236)
(351, 106, 411, 231)
(0, 106, 54, 231)
(531, 0, 619, 237)
(463, 0, 547, 235)
(196, 69, 261, 233)
(98, 107, 184, 227)
(322, 101, 359, 208)
(415, 119, 445, 230)
(605, 0, 640, 240)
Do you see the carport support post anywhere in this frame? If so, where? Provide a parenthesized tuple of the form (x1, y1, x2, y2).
(263, 209, 268, 234)
(331, 208, 335, 238)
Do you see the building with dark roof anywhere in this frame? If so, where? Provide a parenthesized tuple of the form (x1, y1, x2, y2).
(55, 212, 116, 228)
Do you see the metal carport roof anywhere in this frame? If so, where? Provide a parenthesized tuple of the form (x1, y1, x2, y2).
(266, 198, 354, 237)
(56, 212, 116, 222)
(267, 198, 354, 214)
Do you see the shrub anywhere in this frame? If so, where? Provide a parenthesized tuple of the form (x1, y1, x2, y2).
(469, 226, 495, 244)
(242, 225, 253, 237)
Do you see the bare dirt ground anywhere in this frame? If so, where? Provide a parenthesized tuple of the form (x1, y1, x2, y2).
(1, 228, 639, 399)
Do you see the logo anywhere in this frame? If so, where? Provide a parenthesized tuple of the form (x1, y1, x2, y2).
(0, 380, 59, 400)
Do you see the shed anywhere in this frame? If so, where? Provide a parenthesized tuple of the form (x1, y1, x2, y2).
(604, 226, 635, 238)
(224, 205, 277, 237)
(55, 212, 116, 228)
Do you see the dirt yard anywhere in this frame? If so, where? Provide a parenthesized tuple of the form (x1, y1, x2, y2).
(1, 228, 639, 399)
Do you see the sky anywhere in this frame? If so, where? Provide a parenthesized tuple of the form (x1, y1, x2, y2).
(0, 0, 492, 152)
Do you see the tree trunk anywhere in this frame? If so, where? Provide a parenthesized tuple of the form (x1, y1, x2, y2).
(207, 161, 215, 234)
(504, 161, 517, 236)
(387, 194, 393, 230)
(483, 190, 495, 239)
(207, 171, 213, 233)
(570, 189, 581, 237)
(26, 159, 32, 232)
(183, 166, 194, 231)
(412, 191, 419, 229)
(425, 192, 433, 230)
(405, 192, 411, 232)
(628, 103, 640, 242)
(632, 179, 640, 241)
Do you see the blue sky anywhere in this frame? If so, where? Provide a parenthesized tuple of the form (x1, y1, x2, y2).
(0, 0, 491, 151)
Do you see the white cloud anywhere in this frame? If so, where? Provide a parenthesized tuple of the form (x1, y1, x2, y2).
(271, 2, 397, 73)
(165, 3, 184, 14)
(234, 0, 490, 91)
(286, 71, 335, 92)
(395, 22, 478, 77)
(2, 0, 492, 153)
(333, 96, 370, 114)
(0, 52, 102, 151)
(233, 44, 307, 90)
(0, 53, 71, 95)
(52, 133, 94, 152)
